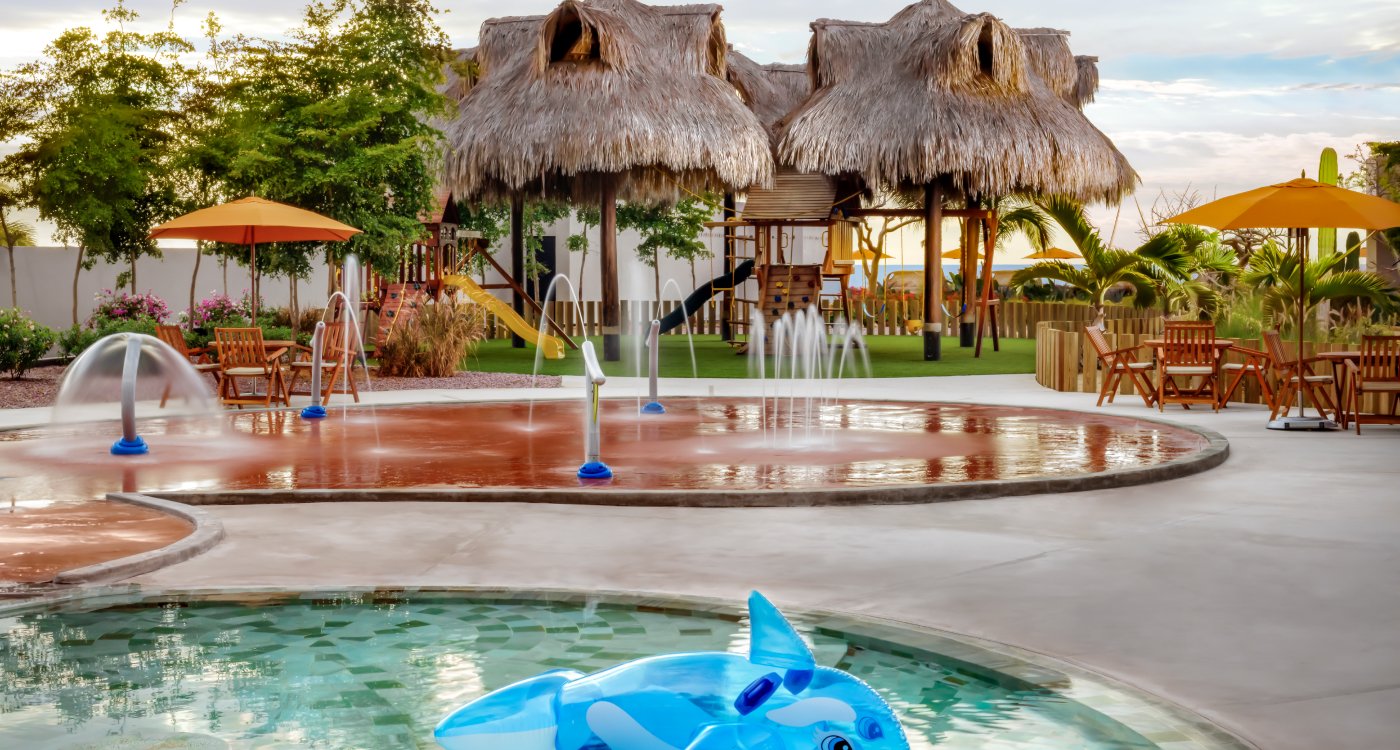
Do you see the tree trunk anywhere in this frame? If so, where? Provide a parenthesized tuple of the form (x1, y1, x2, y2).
(653, 258, 661, 310)
(221, 255, 228, 295)
(130, 254, 137, 294)
(575, 251, 587, 304)
(0, 207, 16, 307)
(1092, 303, 1107, 330)
(289, 274, 299, 336)
(72, 245, 84, 326)
(190, 244, 202, 324)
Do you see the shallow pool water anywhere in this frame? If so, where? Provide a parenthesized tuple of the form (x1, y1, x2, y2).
(0, 592, 1171, 749)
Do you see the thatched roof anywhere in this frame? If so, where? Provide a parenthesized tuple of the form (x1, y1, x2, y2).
(741, 169, 837, 221)
(442, 0, 773, 204)
(725, 49, 810, 136)
(777, 0, 1136, 203)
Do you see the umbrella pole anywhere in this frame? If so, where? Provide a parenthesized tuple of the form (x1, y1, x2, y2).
(250, 241, 258, 324)
(1269, 227, 1336, 431)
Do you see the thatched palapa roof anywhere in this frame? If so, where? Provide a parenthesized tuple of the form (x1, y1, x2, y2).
(778, 0, 1136, 203)
(443, 0, 773, 204)
(725, 49, 810, 137)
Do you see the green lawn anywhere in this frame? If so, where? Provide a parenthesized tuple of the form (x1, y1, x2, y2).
(464, 335, 1034, 378)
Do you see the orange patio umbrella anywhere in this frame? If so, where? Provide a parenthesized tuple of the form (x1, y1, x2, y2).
(149, 197, 361, 322)
(1024, 247, 1080, 260)
(941, 248, 985, 260)
(1164, 177, 1400, 430)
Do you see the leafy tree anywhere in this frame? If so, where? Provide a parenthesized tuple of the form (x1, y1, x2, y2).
(3, 1, 191, 294)
(1012, 197, 1180, 328)
(617, 196, 714, 301)
(216, 0, 453, 300)
(567, 206, 600, 300)
(1240, 240, 1398, 335)
(454, 200, 569, 299)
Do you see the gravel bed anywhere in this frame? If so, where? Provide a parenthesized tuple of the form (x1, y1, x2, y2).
(0, 366, 65, 410)
(0, 366, 558, 411)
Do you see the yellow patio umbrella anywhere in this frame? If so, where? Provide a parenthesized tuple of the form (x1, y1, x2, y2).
(150, 197, 361, 322)
(855, 247, 890, 260)
(941, 248, 985, 260)
(1024, 247, 1081, 260)
(1164, 177, 1400, 429)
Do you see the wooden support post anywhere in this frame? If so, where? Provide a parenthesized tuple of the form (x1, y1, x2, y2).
(600, 177, 621, 361)
(923, 183, 943, 361)
(959, 198, 977, 347)
(509, 195, 525, 348)
(975, 216, 999, 357)
(721, 193, 736, 341)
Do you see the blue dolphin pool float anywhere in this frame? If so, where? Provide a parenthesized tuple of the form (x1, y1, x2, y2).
(435, 591, 910, 750)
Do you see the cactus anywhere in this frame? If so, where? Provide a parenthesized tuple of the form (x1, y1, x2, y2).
(1345, 230, 1361, 271)
(1317, 147, 1338, 256)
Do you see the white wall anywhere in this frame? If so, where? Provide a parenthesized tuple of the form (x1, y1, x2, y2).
(0, 246, 333, 330)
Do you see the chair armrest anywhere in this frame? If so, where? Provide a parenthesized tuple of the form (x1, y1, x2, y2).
(1108, 344, 1143, 358)
(1228, 345, 1268, 359)
(264, 347, 289, 362)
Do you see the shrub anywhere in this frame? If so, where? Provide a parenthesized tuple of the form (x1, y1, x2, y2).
(89, 289, 169, 327)
(0, 308, 57, 379)
(377, 300, 486, 378)
(183, 292, 248, 330)
(59, 317, 162, 357)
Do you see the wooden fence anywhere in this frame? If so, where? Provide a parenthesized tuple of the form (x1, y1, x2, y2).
(1035, 319, 1386, 410)
(461, 299, 1156, 341)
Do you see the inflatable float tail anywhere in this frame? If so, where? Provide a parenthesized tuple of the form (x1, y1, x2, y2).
(434, 670, 583, 750)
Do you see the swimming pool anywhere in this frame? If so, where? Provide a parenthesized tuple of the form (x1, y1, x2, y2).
(0, 589, 1245, 749)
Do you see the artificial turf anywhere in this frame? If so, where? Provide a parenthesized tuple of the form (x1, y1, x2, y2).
(464, 334, 1035, 379)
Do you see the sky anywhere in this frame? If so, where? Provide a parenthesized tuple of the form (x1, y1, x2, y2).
(3, 0, 1397, 259)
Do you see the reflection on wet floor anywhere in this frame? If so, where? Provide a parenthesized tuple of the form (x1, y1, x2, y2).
(0, 399, 1209, 583)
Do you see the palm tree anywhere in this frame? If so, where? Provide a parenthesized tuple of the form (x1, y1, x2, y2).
(1011, 196, 1179, 328)
(1137, 224, 1239, 320)
(0, 204, 37, 308)
(1240, 241, 1398, 335)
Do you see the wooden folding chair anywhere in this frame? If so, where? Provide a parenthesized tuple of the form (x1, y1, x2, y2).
(1262, 329, 1336, 421)
(1342, 335, 1400, 433)
(286, 322, 361, 404)
(1085, 325, 1155, 407)
(155, 323, 221, 406)
(1218, 343, 1274, 408)
(214, 327, 288, 409)
(1157, 321, 1220, 411)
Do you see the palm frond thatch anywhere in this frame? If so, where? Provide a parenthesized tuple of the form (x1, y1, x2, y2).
(778, 0, 1135, 203)
(725, 49, 810, 139)
(443, 0, 774, 204)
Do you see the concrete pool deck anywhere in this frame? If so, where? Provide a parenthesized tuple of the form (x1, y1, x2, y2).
(6, 373, 1399, 750)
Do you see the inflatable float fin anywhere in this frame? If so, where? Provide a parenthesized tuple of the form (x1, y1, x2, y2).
(746, 591, 815, 693)
(434, 670, 582, 750)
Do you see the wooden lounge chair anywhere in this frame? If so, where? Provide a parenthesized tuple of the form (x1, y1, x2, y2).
(155, 323, 221, 405)
(1262, 329, 1336, 421)
(1085, 325, 1155, 407)
(1218, 342, 1274, 408)
(1157, 321, 1220, 411)
(286, 322, 361, 404)
(1342, 334, 1400, 433)
(213, 327, 288, 408)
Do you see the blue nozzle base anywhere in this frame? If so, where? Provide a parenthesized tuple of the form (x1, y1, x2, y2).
(111, 436, 149, 456)
(641, 401, 666, 415)
(301, 404, 328, 419)
(577, 461, 614, 480)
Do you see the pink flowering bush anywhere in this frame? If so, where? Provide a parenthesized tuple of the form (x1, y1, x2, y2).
(183, 292, 249, 330)
(88, 289, 170, 328)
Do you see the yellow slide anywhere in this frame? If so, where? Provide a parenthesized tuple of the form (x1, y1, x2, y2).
(442, 275, 565, 359)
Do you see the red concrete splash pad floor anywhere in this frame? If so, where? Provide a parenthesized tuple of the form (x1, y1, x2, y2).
(0, 398, 1224, 582)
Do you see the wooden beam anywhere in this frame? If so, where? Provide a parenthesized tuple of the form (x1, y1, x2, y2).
(847, 207, 992, 220)
(923, 184, 943, 361)
(975, 216, 999, 357)
(721, 193, 736, 341)
(464, 244, 578, 350)
(509, 195, 525, 349)
(600, 177, 620, 361)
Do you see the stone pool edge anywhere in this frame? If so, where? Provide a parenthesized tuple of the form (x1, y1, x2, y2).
(50, 493, 225, 585)
(0, 584, 1258, 750)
